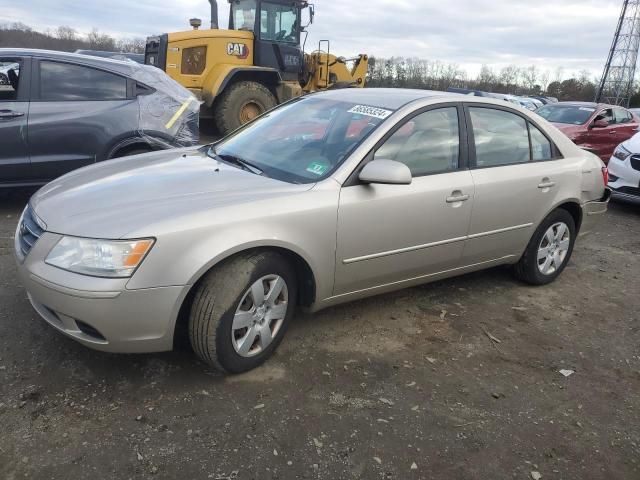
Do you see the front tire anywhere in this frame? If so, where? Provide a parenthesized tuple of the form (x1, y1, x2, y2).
(213, 81, 277, 135)
(514, 209, 576, 285)
(188, 251, 296, 373)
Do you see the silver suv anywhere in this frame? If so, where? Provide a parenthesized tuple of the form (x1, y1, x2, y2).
(15, 89, 610, 373)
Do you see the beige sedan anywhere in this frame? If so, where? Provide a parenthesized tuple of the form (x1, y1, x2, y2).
(15, 89, 610, 373)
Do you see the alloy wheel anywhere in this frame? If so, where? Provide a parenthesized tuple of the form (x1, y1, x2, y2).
(231, 275, 289, 358)
(537, 222, 570, 275)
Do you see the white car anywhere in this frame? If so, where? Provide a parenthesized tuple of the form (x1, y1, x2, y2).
(609, 133, 640, 201)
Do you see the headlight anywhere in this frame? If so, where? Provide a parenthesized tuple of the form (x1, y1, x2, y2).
(45, 237, 155, 278)
(612, 144, 631, 161)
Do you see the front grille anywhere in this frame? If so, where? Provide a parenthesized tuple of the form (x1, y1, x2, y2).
(17, 205, 45, 258)
(631, 155, 640, 171)
(613, 186, 640, 197)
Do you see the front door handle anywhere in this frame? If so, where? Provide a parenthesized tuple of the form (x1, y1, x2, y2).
(609, 130, 617, 134)
(446, 192, 470, 203)
(0, 110, 24, 119)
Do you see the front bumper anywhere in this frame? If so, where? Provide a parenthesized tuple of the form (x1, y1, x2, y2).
(579, 188, 611, 236)
(608, 154, 640, 201)
(15, 232, 186, 354)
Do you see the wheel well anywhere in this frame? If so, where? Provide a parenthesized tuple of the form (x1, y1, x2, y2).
(110, 142, 153, 159)
(215, 71, 281, 104)
(556, 202, 583, 233)
(172, 247, 317, 349)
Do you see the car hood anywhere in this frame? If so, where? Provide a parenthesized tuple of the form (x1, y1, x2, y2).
(621, 131, 640, 153)
(31, 147, 313, 239)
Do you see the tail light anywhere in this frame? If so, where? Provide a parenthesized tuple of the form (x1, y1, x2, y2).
(602, 166, 609, 186)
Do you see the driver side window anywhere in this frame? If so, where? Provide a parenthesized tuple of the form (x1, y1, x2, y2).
(374, 107, 460, 177)
(0, 59, 22, 102)
(260, 2, 298, 43)
(596, 109, 614, 125)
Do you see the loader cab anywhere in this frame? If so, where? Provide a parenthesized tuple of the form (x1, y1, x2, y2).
(228, 0, 310, 81)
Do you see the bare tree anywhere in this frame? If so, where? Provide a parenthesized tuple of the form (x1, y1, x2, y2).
(56, 26, 77, 41)
(87, 28, 116, 51)
(522, 65, 539, 91)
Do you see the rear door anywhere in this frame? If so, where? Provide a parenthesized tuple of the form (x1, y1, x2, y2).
(462, 104, 571, 265)
(614, 107, 638, 145)
(0, 56, 31, 184)
(28, 59, 138, 183)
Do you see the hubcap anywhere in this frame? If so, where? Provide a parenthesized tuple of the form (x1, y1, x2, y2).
(537, 222, 570, 275)
(239, 102, 262, 124)
(231, 275, 288, 358)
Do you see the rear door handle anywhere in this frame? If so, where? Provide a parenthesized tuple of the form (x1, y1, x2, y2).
(446, 193, 470, 203)
(609, 130, 617, 134)
(0, 111, 24, 119)
(538, 181, 556, 189)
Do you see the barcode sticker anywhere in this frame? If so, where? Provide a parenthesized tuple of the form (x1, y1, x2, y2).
(348, 105, 393, 119)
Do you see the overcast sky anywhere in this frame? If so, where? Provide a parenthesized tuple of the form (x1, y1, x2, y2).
(0, 0, 625, 78)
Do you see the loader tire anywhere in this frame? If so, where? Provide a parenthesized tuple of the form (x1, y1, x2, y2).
(213, 81, 277, 135)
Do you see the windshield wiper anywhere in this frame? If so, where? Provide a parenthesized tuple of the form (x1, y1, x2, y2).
(215, 153, 263, 176)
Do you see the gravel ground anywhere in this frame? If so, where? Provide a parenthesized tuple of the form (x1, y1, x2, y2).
(0, 189, 639, 480)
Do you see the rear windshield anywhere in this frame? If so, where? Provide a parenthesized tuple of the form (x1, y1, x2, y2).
(536, 105, 595, 125)
(210, 97, 394, 184)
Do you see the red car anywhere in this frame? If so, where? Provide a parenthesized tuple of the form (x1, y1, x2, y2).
(536, 102, 640, 163)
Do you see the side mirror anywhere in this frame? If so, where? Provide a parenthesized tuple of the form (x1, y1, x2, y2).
(591, 119, 609, 129)
(359, 159, 412, 185)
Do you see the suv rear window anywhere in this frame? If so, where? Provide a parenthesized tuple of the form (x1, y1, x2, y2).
(0, 59, 22, 101)
(39, 61, 128, 101)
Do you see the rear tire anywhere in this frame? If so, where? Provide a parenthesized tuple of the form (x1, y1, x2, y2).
(514, 209, 576, 285)
(188, 251, 297, 373)
(213, 81, 277, 135)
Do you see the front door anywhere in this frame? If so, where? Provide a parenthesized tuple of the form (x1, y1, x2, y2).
(254, 1, 303, 81)
(0, 56, 31, 185)
(334, 105, 474, 295)
(588, 108, 619, 160)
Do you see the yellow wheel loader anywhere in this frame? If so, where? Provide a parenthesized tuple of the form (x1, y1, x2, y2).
(145, 0, 368, 135)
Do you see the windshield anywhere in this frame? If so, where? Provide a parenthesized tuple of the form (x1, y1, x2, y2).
(536, 105, 595, 125)
(209, 97, 394, 184)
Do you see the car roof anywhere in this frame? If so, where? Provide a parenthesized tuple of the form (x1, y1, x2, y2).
(312, 88, 471, 110)
(551, 101, 622, 110)
(0, 48, 136, 75)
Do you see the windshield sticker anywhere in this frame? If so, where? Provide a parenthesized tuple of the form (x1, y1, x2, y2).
(348, 105, 393, 120)
(306, 162, 330, 176)
(579, 107, 596, 112)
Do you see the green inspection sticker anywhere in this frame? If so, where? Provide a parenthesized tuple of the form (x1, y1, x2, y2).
(306, 162, 329, 176)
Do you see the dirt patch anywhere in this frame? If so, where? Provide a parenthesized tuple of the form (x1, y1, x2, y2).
(0, 192, 639, 480)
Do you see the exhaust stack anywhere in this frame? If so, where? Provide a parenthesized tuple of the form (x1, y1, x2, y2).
(209, 0, 219, 29)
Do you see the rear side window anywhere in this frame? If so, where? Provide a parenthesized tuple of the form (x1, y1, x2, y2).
(614, 108, 632, 124)
(375, 107, 460, 176)
(529, 124, 553, 161)
(0, 59, 22, 101)
(0, 58, 21, 102)
(469, 107, 530, 167)
(39, 61, 128, 101)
